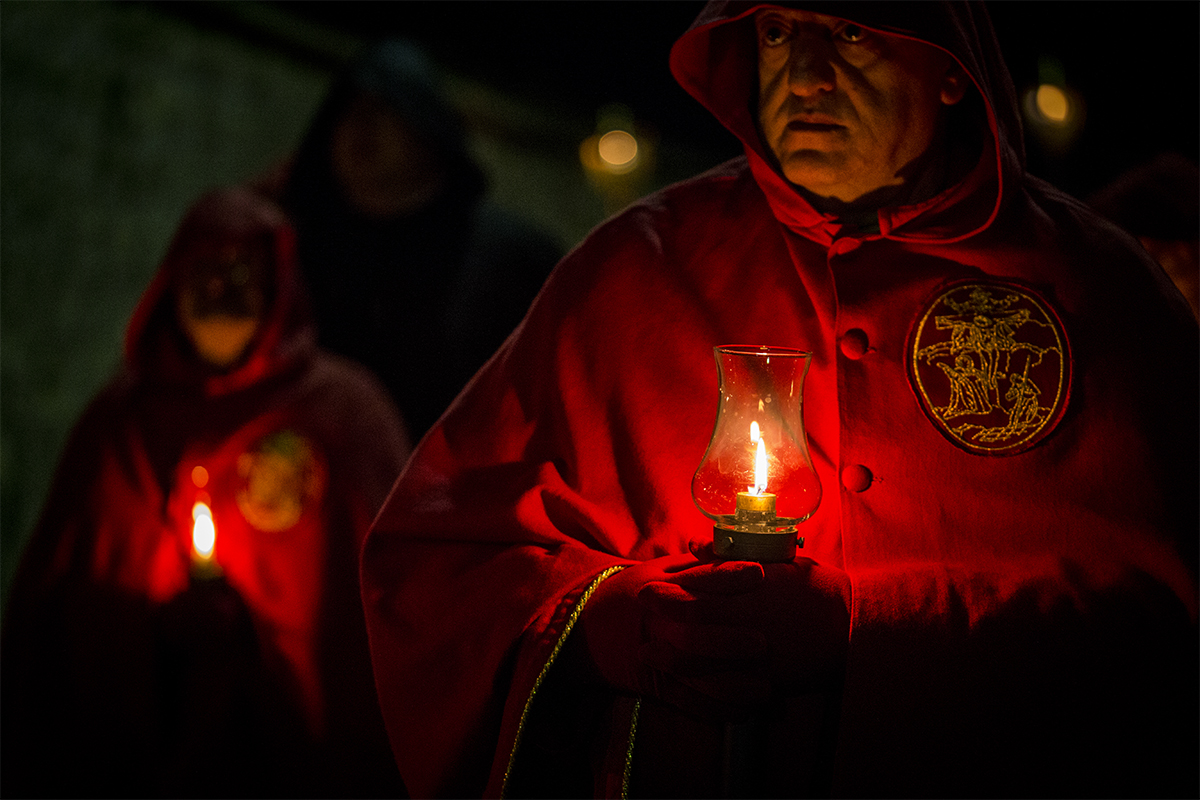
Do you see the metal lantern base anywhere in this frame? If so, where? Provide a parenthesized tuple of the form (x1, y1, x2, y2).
(712, 526, 802, 563)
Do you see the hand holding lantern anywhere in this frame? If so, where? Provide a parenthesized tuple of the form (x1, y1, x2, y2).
(692, 346, 821, 563)
(571, 345, 834, 728)
(575, 551, 850, 721)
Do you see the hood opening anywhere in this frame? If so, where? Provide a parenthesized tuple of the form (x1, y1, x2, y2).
(124, 186, 314, 397)
(669, 1, 1023, 244)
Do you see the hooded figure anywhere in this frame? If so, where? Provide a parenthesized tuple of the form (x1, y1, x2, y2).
(1, 186, 411, 798)
(362, 3, 1197, 798)
(1087, 152, 1200, 320)
(270, 38, 563, 441)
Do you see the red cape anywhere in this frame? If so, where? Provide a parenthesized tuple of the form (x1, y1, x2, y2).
(363, 3, 1198, 796)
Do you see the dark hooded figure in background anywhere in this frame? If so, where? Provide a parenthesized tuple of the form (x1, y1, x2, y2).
(1, 186, 411, 798)
(1088, 152, 1200, 320)
(359, 2, 1197, 798)
(265, 38, 564, 441)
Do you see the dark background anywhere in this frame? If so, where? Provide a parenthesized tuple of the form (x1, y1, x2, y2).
(280, 0, 1200, 196)
(2, 1, 1197, 610)
(169, 0, 1200, 198)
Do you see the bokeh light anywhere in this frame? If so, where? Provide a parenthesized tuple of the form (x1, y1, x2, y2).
(597, 128, 638, 167)
(582, 127, 642, 177)
(1035, 84, 1070, 123)
(579, 103, 658, 216)
(1021, 58, 1086, 157)
(598, 130, 638, 168)
(191, 464, 209, 487)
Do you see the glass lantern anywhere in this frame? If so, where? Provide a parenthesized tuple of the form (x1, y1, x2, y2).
(692, 345, 821, 562)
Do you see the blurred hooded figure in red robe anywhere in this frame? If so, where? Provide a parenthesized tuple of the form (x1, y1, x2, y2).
(361, 2, 1197, 797)
(1, 186, 411, 798)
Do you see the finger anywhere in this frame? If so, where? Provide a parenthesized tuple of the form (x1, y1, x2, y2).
(638, 582, 709, 628)
(670, 560, 765, 595)
(639, 578, 763, 627)
(688, 538, 719, 564)
(646, 553, 705, 576)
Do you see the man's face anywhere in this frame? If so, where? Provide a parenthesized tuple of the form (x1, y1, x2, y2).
(755, 8, 966, 203)
(330, 92, 446, 219)
(175, 238, 270, 370)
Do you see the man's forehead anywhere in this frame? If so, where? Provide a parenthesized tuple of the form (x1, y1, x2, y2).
(754, 6, 852, 29)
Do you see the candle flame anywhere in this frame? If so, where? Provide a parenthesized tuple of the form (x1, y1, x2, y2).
(192, 501, 216, 560)
(749, 422, 768, 495)
(754, 438, 769, 495)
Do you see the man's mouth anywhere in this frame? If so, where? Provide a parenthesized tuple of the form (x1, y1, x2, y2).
(787, 119, 844, 133)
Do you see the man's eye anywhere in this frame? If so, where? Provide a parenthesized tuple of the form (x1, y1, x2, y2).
(761, 23, 788, 46)
(837, 24, 865, 43)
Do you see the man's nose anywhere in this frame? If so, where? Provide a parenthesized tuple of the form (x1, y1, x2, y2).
(787, 37, 836, 97)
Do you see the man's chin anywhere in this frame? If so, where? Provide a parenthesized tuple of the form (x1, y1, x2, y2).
(780, 155, 856, 200)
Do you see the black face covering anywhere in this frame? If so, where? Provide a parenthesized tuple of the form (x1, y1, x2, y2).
(176, 238, 272, 321)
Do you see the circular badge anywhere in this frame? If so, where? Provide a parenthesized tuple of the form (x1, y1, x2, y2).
(236, 430, 325, 531)
(908, 281, 1071, 455)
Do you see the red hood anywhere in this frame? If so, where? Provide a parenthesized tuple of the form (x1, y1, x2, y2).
(669, 0, 1025, 246)
(124, 185, 315, 396)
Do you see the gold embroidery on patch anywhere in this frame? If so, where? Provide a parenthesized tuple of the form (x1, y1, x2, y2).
(236, 430, 324, 531)
(910, 282, 1069, 454)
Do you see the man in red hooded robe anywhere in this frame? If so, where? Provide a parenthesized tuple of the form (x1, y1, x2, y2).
(2, 186, 411, 798)
(361, 2, 1198, 797)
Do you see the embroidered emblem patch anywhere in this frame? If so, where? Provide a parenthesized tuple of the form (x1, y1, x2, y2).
(908, 281, 1070, 455)
(236, 430, 325, 531)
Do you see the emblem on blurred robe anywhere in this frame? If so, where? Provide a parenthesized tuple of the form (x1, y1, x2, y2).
(236, 429, 324, 531)
(909, 280, 1071, 455)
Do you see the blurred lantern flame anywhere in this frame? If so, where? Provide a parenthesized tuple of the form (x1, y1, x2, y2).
(192, 500, 216, 561)
(1035, 84, 1070, 123)
(597, 130, 638, 170)
(749, 421, 768, 495)
(580, 103, 656, 215)
(1021, 55, 1085, 155)
(582, 126, 640, 176)
(1025, 81, 1076, 129)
